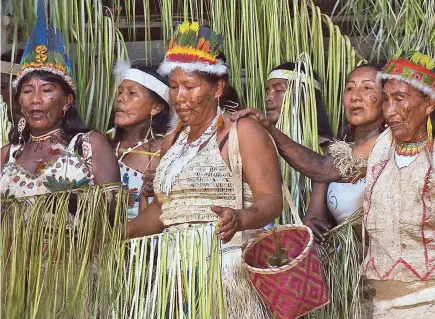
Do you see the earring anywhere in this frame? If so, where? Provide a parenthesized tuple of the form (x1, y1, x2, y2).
(18, 117, 26, 144)
(428, 116, 433, 153)
(217, 97, 221, 109)
(149, 114, 155, 140)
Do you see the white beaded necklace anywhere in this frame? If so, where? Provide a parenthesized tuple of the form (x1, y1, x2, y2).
(115, 128, 153, 162)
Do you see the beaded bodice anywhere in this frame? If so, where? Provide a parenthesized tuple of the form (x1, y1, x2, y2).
(154, 129, 253, 226)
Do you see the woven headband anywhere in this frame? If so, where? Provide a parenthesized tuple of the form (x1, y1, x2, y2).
(267, 69, 321, 90)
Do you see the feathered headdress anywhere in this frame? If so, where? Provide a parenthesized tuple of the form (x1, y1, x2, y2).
(158, 21, 227, 76)
(12, 0, 74, 90)
(378, 50, 435, 98)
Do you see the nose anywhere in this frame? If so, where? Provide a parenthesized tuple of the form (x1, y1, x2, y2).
(116, 91, 124, 104)
(382, 98, 396, 119)
(30, 90, 43, 105)
(172, 87, 187, 104)
(350, 87, 362, 102)
(266, 91, 273, 104)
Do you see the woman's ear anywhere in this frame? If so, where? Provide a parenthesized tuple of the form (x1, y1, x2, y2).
(214, 79, 226, 100)
(150, 103, 164, 117)
(425, 98, 435, 116)
(63, 95, 74, 113)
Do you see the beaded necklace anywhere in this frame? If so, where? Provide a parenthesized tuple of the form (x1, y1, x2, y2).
(29, 128, 62, 151)
(394, 136, 428, 156)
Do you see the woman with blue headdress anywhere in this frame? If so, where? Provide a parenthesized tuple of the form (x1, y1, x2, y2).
(0, 0, 120, 198)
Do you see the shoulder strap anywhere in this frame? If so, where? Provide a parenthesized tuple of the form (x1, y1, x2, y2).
(228, 122, 243, 210)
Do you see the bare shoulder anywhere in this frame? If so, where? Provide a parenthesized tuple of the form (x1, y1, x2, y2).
(88, 131, 109, 145)
(236, 117, 271, 143)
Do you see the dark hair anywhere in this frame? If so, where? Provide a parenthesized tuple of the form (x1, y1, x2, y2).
(271, 62, 334, 140)
(10, 70, 89, 145)
(345, 62, 385, 82)
(114, 63, 171, 142)
(194, 53, 244, 112)
(342, 63, 386, 140)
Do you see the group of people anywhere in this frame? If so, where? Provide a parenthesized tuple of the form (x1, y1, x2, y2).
(1, 3, 434, 317)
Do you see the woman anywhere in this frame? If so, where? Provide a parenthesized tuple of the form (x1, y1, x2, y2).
(0, 1, 119, 198)
(128, 21, 283, 318)
(233, 50, 435, 317)
(306, 63, 385, 243)
(112, 61, 171, 219)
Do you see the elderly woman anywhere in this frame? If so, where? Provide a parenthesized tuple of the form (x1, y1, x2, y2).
(112, 62, 171, 219)
(0, 3, 119, 198)
(233, 50, 435, 318)
(128, 21, 282, 318)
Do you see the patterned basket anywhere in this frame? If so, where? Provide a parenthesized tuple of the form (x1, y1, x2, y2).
(242, 225, 328, 319)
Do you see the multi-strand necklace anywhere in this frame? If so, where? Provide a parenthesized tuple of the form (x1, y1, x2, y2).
(29, 128, 62, 151)
(394, 136, 428, 156)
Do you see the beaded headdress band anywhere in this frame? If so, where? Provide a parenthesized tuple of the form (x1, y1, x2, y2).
(378, 50, 435, 98)
(158, 21, 227, 76)
(12, 0, 74, 90)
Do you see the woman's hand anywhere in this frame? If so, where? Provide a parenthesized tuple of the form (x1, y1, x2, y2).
(230, 108, 271, 130)
(304, 217, 331, 244)
(210, 205, 241, 243)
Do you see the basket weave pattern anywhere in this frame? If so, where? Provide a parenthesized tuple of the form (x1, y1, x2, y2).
(242, 225, 328, 319)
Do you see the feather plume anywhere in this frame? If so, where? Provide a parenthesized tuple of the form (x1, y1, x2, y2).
(113, 59, 131, 81)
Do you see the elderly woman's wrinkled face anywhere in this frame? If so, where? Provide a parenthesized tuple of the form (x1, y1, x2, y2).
(265, 78, 288, 125)
(168, 68, 223, 127)
(383, 79, 435, 142)
(18, 76, 72, 134)
(343, 67, 384, 127)
(114, 79, 157, 128)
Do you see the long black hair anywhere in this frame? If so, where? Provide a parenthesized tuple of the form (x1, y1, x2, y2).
(271, 62, 334, 140)
(114, 63, 171, 142)
(10, 70, 89, 145)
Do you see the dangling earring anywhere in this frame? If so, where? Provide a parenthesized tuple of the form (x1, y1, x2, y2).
(149, 113, 155, 140)
(18, 117, 26, 144)
(15, 117, 27, 158)
(216, 97, 224, 131)
(428, 116, 433, 153)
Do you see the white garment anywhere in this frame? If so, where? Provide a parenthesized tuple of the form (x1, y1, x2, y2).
(119, 161, 144, 220)
(327, 177, 366, 224)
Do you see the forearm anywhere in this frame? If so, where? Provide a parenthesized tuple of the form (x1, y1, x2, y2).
(127, 202, 164, 239)
(304, 182, 330, 221)
(268, 126, 341, 183)
(238, 194, 283, 231)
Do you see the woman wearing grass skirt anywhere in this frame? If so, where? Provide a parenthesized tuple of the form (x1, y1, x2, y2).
(0, 0, 119, 199)
(127, 21, 283, 318)
(233, 50, 435, 318)
(112, 62, 172, 220)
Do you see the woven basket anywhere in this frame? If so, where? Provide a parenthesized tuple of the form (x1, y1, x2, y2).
(242, 225, 328, 319)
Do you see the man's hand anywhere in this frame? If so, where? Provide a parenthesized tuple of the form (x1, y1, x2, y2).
(230, 108, 271, 131)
